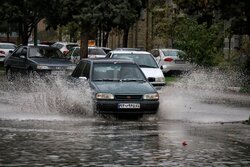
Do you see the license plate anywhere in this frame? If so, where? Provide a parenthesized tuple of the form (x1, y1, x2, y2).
(118, 103, 140, 109)
(0, 57, 5, 62)
(175, 60, 185, 64)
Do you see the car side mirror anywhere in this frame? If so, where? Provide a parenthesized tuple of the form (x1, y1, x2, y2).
(79, 76, 87, 82)
(148, 77, 155, 82)
(20, 55, 26, 59)
(9, 50, 13, 54)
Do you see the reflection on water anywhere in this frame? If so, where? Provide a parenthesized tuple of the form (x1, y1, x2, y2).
(0, 119, 249, 166)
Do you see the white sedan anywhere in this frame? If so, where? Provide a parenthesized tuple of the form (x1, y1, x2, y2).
(0, 43, 17, 62)
(106, 50, 166, 90)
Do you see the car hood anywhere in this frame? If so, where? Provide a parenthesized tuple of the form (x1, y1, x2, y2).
(30, 58, 75, 66)
(140, 68, 164, 78)
(92, 81, 156, 94)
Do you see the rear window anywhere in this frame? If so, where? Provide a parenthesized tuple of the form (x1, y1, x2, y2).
(0, 44, 16, 49)
(88, 48, 106, 55)
(162, 50, 186, 57)
(112, 54, 158, 68)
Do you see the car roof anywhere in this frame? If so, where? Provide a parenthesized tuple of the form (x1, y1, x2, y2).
(53, 42, 78, 45)
(82, 58, 136, 64)
(110, 50, 151, 55)
(114, 48, 143, 51)
(0, 42, 16, 46)
(155, 48, 183, 51)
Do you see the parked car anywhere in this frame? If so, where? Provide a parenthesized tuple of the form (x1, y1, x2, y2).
(4, 46, 76, 79)
(51, 42, 79, 55)
(66, 46, 107, 63)
(0, 43, 17, 63)
(106, 51, 166, 90)
(28, 43, 49, 47)
(100, 47, 112, 54)
(70, 59, 159, 115)
(150, 48, 192, 75)
(114, 48, 144, 51)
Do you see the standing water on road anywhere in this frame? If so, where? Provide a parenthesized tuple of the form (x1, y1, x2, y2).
(0, 68, 249, 122)
(0, 69, 249, 166)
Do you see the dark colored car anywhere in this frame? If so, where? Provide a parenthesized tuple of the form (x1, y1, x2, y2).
(4, 46, 76, 79)
(70, 59, 159, 115)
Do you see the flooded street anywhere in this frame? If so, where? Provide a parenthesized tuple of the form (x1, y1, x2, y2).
(0, 71, 250, 166)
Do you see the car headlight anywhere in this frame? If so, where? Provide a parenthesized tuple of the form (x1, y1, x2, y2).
(66, 66, 76, 70)
(37, 65, 50, 69)
(143, 93, 159, 100)
(96, 93, 114, 100)
(155, 77, 165, 82)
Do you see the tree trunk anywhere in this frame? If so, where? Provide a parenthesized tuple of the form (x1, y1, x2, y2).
(80, 31, 89, 59)
(122, 28, 129, 47)
(22, 24, 29, 45)
(103, 31, 110, 47)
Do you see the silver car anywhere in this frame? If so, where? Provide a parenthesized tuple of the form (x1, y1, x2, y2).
(150, 48, 192, 75)
(0, 43, 17, 63)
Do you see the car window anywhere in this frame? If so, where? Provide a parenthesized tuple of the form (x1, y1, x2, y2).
(71, 61, 90, 78)
(29, 47, 64, 58)
(0, 44, 16, 49)
(21, 48, 27, 56)
(73, 48, 80, 57)
(92, 63, 145, 81)
(88, 48, 105, 55)
(66, 44, 78, 50)
(54, 44, 63, 49)
(162, 50, 186, 58)
(12, 47, 23, 57)
(112, 54, 158, 68)
(66, 48, 74, 58)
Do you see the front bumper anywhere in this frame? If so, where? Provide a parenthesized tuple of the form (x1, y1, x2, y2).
(151, 82, 166, 90)
(95, 100, 159, 114)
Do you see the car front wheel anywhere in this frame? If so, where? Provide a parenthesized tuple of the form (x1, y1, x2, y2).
(6, 67, 14, 81)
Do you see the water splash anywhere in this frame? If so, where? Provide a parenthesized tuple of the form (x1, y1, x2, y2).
(158, 67, 250, 122)
(0, 75, 94, 117)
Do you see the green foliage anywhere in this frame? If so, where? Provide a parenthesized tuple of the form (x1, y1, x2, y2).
(152, 5, 172, 47)
(173, 17, 224, 67)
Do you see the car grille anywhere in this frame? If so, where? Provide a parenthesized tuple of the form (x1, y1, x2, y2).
(115, 95, 142, 100)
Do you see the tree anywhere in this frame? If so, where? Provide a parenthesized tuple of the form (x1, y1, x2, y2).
(113, 0, 143, 47)
(174, 0, 218, 28)
(173, 17, 224, 66)
(0, 0, 51, 45)
(218, 0, 250, 36)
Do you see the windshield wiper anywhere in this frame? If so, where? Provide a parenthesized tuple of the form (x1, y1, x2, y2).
(93, 78, 120, 82)
(120, 79, 146, 82)
(139, 64, 156, 68)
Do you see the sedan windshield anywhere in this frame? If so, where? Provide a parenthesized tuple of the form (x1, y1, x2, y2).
(112, 54, 158, 68)
(29, 47, 64, 58)
(92, 63, 146, 81)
